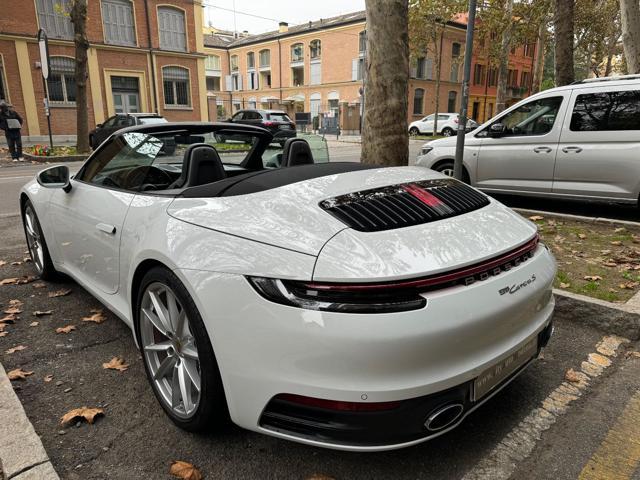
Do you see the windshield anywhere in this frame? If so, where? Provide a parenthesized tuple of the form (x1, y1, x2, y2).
(267, 113, 291, 122)
(139, 117, 168, 125)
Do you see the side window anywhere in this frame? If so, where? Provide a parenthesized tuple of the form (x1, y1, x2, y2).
(78, 132, 163, 191)
(437, 114, 450, 121)
(426, 115, 435, 121)
(570, 90, 640, 131)
(102, 116, 118, 128)
(232, 112, 244, 121)
(489, 96, 563, 137)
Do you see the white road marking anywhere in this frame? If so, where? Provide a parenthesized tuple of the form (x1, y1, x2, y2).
(0, 175, 31, 181)
(462, 335, 629, 480)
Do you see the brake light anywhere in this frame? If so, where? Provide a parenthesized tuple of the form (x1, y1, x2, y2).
(454, 117, 459, 124)
(274, 394, 402, 411)
(263, 121, 276, 127)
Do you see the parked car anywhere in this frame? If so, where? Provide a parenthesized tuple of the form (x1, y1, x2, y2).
(409, 113, 479, 137)
(416, 75, 640, 204)
(21, 121, 555, 451)
(89, 113, 174, 153)
(226, 109, 296, 145)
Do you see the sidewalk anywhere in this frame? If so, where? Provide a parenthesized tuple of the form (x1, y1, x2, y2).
(0, 363, 59, 480)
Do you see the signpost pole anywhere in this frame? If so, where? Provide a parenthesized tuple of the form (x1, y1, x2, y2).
(453, 0, 478, 181)
(37, 29, 53, 150)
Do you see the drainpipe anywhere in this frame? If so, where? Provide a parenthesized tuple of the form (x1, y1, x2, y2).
(226, 49, 233, 115)
(143, 0, 158, 113)
(277, 37, 283, 103)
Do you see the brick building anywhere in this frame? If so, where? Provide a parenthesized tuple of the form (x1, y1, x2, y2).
(0, 0, 207, 139)
(203, 11, 468, 132)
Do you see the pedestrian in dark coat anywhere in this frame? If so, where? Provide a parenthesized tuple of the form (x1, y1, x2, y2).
(0, 101, 24, 161)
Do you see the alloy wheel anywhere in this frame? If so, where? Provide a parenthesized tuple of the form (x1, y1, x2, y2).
(24, 205, 44, 274)
(439, 167, 455, 177)
(140, 282, 201, 418)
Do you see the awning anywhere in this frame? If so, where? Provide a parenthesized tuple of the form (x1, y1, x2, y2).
(283, 94, 305, 102)
(260, 96, 280, 102)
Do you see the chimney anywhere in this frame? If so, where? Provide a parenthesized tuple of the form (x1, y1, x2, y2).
(279, 21, 288, 33)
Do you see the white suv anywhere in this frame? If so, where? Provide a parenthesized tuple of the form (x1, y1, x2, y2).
(416, 75, 640, 204)
(409, 113, 478, 137)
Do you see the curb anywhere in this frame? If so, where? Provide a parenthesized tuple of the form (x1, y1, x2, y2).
(515, 207, 640, 227)
(0, 363, 59, 480)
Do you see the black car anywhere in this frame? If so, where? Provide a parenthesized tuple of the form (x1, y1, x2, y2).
(227, 109, 296, 145)
(89, 113, 174, 152)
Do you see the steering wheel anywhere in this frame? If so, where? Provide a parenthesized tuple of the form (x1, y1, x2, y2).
(123, 165, 173, 191)
(101, 176, 122, 189)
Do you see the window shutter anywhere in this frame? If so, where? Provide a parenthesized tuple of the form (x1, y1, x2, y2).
(225, 75, 232, 91)
(158, 7, 186, 52)
(310, 63, 321, 85)
(426, 59, 433, 80)
(352, 59, 359, 81)
(102, 0, 135, 46)
(36, 0, 73, 40)
(237, 74, 243, 91)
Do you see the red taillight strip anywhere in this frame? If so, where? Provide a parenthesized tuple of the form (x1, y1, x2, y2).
(274, 394, 402, 412)
(304, 234, 539, 292)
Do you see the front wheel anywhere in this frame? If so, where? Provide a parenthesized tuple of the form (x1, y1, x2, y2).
(434, 162, 470, 184)
(22, 200, 57, 280)
(409, 127, 420, 136)
(441, 127, 454, 137)
(136, 266, 228, 432)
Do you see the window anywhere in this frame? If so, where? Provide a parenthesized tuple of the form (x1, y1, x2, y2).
(524, 43, 535, 57)
(352, 58, 365, 80)
(248, 100, 257, 109)
(488, 102, 494, 119)
(162, 66, 190, 107)
(0, 57, 7, 102)
(452, 42, 461, 58)
(259, 49, 270, 68)
(416, 57, 427, 79)
(507, 69, 519, 87)
(570, 91, 640, 131)
(359, 31, 366, 53)
(206, 76, 220, 92)
(158, 7, 186, 52)
(488, 96, 563, 137)
(247, 52, 255, 69)
(413, 88, 424, 115)
(36, 0, 73, 40)
(47, 57, 75, 104)
(230, 55, 238, 71)
(292, 66, 304, 86)
(247, 71, 258, 90)
(310, 40, 321, 60)
(260, 71, 271, 88)
(521, 71, 532, 89)
(450, 61, 460, 82)
(102, 0, 136, 46)
(447, 91, 457, 112)
(205, 55, 220, 71)
(488, 67, 498, 87)
(226, 73, 242, 91)
(291, 43, 304, 63)
(473, 64, 485, 85)
(310, 62, 321, 85)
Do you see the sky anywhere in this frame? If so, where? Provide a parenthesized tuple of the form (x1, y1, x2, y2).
(203, 0, 366, 34)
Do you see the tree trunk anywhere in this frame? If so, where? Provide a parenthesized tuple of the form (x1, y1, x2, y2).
(70, 0, 90, 154)
(532, 18, 547, 93)
(554, 0, 575, 85)
(361, 0, 409, 166)
(620, 0, 640, 73)
(433, 27, 444, 135)
(495, 0, 514, 113)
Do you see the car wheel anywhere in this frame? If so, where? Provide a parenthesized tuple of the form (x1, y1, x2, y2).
(22, 200, 58, 280)
(136, 266, 228, 432)
(441, 127, 454, 137)
(434, 161, 470, 184)
(409, 127, 420, 136)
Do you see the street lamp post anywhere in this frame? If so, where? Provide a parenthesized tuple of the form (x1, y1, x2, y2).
(453, 0, 478, 181)
(37, 29, 54, 150)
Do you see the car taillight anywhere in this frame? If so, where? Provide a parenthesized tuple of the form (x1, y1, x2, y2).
(263, 121, 276, 127)
(454, 117, 459, 123)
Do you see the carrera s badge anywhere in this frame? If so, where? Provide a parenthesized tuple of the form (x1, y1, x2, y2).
(499, 274, 537, 295)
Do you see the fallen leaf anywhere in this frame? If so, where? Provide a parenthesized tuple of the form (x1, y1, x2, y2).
(5, 345, 26, 354)
(48, 289, 72, 298)
(11, 261, 22, 266)
(619, 282, 639, 290)
(44, 374, 53, 382)
(8, 368, 34, 381)
(565, 368, 581, 383)
(632, 235, 640, 244)
(603, 262, 618, 267)
(169, 461, 203, 480)
(0, 276, 37, 286)
(559, 282, 571, 289)
(32, 282, 46, 289)
(102, 356, 129, 372)
(626, 351, 640, 359)
(82, 310, 106, 324)
(60, 407, 104, 426)
(29, 321, 39, 327)
(601, 249, 612, 255)
(0, 314, 17, 323)
(577, 233, 587, 239)
(9, 299, 23, 307)
(0, 332, 7, 337)
(611, 241, 623, 246)
(0, 278, 19, 285)
(55, 325, 76, 334)
(529, 215, 544, 221)
(3, 306, 22, 314)
(23, 257, 32, 263)
(614, 227, 626, 233)
(0, 260, 6, 267)
(33, 310, 53, 317)
(584, 275, 603, 282)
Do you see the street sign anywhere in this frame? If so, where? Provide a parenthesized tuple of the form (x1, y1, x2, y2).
(37, 29, 49, 80)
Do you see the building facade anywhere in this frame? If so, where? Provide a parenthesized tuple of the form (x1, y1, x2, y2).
(203, 12, 467, 131)
(0, 0, 207, 138)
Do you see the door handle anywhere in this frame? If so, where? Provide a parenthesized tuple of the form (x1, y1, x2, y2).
(96, 223, 116, 235)
(562, 146, 583, 153)
(533, 146, 552, 153)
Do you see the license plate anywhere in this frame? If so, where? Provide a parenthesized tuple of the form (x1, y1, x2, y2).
(473, 338, 537, 401)
(279, 125, 291, 130)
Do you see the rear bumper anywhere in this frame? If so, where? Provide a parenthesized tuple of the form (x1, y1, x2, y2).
(272, 129, 297, 140)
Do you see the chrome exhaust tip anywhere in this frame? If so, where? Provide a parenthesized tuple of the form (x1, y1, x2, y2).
(425, 403, 464, 432)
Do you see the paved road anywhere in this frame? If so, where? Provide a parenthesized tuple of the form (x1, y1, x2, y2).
(1, 156, 640, 479)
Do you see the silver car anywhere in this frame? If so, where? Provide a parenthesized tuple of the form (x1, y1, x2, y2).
(416, 75, 640, 204)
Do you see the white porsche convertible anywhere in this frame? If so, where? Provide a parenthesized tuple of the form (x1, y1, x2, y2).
(20, 122, 556, 451)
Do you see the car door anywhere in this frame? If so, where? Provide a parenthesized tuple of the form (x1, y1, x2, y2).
(553, 85, 640, 200)
(48, 131, 162, 294)
(475, 93, 569, 193)
(95, 116, 118, 146)
(419, 115, 434, 133)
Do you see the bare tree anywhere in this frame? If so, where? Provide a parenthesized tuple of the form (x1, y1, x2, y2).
(361, 0, 409, 166)
(69, 0, 90, 154)
(495, 0, 514, 113)
(531, 18, 548, 93)
(554, 0, 575, 85)
(620, 0, 640, 73)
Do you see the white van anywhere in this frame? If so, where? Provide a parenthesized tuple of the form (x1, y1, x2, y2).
(416, 75, 640, 204)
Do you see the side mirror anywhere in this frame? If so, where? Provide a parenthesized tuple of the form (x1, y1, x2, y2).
(488, 123, 506, 137)
(37, 165, 71, 193)
(96, 123, 103, 128)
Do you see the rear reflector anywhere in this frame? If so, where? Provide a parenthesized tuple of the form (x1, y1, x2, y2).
(274, 394, 402, 412)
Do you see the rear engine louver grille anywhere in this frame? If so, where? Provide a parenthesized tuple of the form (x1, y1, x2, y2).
(320, 179, 490, 232)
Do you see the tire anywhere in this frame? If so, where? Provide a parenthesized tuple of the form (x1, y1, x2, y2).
(434, 161, 470, 184)
(441, 127, 454, 137)
(22, 200, 58, 280)
(135, 266, 228, 432)
(409, 127, 420, 136)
